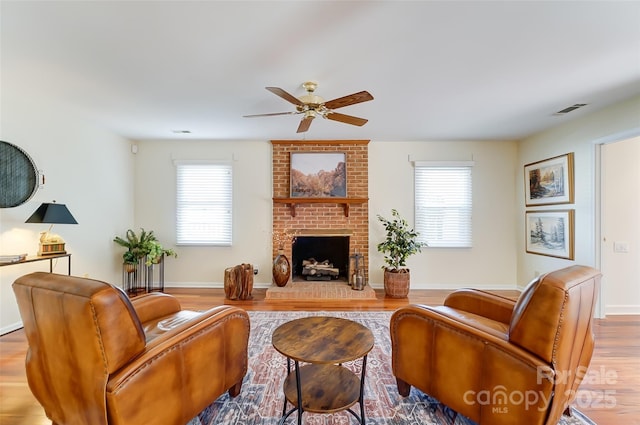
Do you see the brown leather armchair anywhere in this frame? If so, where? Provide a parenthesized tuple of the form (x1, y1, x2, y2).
(390, 265, 601, 425)
(12, 272, 250, 425)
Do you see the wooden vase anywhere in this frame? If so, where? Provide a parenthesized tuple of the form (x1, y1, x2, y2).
(272, 251, 290, 287)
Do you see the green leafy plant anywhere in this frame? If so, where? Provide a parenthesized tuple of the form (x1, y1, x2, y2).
(114, 228, 177, 266)
(376, 209, 424, 271)
(114, 228, 149, 265)
(143, 239, 177, 266)
(122, 250, 140, 265)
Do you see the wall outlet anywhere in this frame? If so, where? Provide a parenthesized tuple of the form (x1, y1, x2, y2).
(253, 266, 259, 275)
(613, 241, 629, 253)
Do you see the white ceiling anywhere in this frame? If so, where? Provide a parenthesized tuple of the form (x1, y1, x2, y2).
(2, 1, 640, 142)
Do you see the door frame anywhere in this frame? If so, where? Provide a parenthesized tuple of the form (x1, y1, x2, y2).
(593, 128, 640, 318)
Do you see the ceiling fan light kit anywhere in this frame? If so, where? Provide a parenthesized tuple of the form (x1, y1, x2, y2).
(244, 81, 373, 133)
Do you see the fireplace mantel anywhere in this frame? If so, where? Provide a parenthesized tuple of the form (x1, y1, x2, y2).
(273, 197, 368, 217)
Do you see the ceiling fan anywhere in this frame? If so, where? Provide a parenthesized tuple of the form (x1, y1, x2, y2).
(243, 81, 374, 133)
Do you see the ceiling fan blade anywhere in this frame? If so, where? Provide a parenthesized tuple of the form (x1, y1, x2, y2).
(297, 116, 314, 133)
(325, 112, 368, 127)
(266, 87, 305, 106)
(324, 91, 373, 110)
(243, 111, 297, 118)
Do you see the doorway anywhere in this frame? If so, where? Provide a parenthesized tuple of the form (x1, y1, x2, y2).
(598, 136, 640, 316)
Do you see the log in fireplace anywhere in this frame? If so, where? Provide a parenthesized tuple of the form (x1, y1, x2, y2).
(292, 236, 349, 282)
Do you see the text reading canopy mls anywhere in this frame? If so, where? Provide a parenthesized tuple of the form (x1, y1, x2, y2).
(0, 141, 40, 208)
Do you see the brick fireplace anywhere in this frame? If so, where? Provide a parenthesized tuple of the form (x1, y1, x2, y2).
(271, 140, 369, 285)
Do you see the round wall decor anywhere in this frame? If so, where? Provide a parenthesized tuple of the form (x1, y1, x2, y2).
(0, 141, 40, 208)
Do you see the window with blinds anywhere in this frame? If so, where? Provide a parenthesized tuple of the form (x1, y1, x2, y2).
(415, 162, 473, 248)
(175, 161, 232, 246)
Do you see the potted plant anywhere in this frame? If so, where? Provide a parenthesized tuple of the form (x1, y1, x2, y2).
(114, 229, 147, 272)
(114, 228, 177, 271)
(377, 209, 424, 298)
(142, 238, 177, 266)
(121, 250, 140, 273)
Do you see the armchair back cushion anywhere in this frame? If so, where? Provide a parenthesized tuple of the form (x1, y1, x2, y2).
(508, 266, 600, 422)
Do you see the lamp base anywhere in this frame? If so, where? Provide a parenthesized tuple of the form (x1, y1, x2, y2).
(38, 242, 66, 256)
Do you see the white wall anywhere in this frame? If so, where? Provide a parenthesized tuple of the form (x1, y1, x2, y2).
(133, 139, 519, 290)
(0, 98, 134, 334)
(517, 95, 640, 315)
(132, 140, 273, 286)
(368, 141, 518, 289)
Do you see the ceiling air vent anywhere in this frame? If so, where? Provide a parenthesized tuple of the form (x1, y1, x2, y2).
(554, 104, 588, 115)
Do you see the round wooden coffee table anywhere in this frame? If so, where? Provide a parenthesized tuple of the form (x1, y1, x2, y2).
(272, 316, 374, 424)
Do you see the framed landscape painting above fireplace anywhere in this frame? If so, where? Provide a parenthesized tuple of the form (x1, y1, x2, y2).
(290, 152, 346, 198)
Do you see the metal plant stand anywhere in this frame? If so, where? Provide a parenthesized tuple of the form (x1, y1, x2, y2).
(122, 255, 164, 295)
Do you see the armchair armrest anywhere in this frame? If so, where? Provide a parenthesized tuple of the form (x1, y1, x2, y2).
(444, 288, 516, 324)
(130, 292, 182, 323)
(392, 304, 547, 366)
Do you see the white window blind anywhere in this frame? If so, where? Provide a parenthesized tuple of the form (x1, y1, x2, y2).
(176, 162, 232, 246)
(415, 162, 473, 248)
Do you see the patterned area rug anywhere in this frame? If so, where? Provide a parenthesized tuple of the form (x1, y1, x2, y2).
(187, 311, 595, 425)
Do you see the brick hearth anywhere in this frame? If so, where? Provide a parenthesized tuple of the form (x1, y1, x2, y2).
(271, 140, 369, 292)
(265, 281, 377, 300)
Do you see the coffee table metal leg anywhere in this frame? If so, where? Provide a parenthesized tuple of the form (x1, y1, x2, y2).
(359, 354, 368, 424)
(282, 358, 291, 416)
(279, 358, 303, 425)
(294, 360, 303, 425)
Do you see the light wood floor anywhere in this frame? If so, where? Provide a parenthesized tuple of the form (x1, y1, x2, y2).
(1, 288, 638, 425)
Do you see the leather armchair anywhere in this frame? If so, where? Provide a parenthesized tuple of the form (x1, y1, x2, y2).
(390, 265, 601, 425)
(12, 272, 250, 425)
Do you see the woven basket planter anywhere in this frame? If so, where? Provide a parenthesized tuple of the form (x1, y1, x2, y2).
(384, 269, 410, 298)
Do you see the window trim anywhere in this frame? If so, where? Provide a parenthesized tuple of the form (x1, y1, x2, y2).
(414, 160, 474, 248)
(174, 160, 233, 246)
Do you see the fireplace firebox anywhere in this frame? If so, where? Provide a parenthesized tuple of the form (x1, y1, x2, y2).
(292, 236, 350, 282)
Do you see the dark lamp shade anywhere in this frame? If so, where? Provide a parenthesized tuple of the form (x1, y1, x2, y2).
(25, 202, 78, 224)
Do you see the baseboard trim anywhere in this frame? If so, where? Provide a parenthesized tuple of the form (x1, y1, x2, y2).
(164, 281, 221, 289)
(163, 281, 517, 291)
(605, 305, 640, 315)
(164, 281, 276, 289)
(1, 321, 23, 336)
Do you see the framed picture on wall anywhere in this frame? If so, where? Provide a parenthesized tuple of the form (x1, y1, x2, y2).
(524, 153, 574, 206)
(290, 152, 346, 197)
(525, 210, 575, 260)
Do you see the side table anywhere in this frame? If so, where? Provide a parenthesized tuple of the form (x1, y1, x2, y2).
(0, 253, 71, 275)
(272, 316, 374, 424)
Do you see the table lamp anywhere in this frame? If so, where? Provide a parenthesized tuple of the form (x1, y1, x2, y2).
(25, 201, 78, 255)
